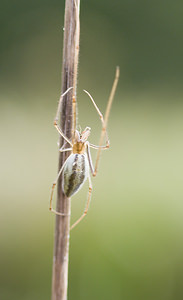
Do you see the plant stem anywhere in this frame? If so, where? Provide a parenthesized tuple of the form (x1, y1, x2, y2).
(51, 1, 80, 300)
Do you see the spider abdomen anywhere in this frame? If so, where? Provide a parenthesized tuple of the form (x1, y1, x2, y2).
(62, 153, 89, 197)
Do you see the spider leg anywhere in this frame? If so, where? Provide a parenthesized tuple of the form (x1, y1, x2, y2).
(54, 87, 73, 147)
(85, 142, 95, 175)
(49, 158, 70, 216)
(59, 145, 72, 153)
(89, 143, 109, 150)
(93, 67, 120, 176)
(59, 148, 72, 153)
(72, 94, 77, 144)
(58, 139, 72, 152)
(72, 0, 80, 143)
(83, 89, 109, 148)
(70, 173, 92, 230)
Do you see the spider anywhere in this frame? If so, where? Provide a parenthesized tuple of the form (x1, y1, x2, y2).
(49, 67, 119, 230)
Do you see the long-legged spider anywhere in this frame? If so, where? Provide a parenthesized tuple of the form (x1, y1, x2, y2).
(49, 67, 119, 230)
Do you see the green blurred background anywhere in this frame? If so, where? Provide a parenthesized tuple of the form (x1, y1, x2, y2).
(1, 1, 183, 299)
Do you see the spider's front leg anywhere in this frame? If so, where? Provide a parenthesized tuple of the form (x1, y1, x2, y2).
(54, 87, 73, 147)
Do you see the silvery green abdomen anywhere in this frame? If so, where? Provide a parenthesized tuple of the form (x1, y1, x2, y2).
(62, 153, 89, 197)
